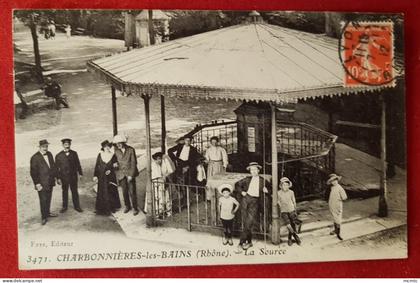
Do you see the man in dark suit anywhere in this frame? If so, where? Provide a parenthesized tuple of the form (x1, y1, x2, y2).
(30, 139, 58, 225)
(114, 134, 139, 215)
(41, 76, 69, 110)
(236, 162, 272, 251)
(168, 135, 200, 185)
(55, 138, 83, 213)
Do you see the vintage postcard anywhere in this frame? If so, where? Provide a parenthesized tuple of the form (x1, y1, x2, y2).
(13, 10, 406, 270)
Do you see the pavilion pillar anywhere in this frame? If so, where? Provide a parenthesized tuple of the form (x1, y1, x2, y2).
(378, 94, 388, 217)
(143, 94, 155, 227)
(270, 103, 281, 244)
(161, 95, 166, 153)
(111, 86, 118, 136)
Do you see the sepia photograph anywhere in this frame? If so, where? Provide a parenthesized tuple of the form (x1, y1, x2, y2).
(13, 9, 406, 270)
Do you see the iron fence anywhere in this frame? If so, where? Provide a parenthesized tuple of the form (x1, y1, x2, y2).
(152, 180, 270, 236)
(189, 120, 238, 155)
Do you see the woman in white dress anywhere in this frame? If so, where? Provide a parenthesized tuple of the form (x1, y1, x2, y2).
(145, 152, 175, 217)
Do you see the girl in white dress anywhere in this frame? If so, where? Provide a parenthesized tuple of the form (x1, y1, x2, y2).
(327, 173, 348, 240)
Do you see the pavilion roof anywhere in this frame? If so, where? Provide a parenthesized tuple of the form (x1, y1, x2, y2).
(87, 22, 403, 103)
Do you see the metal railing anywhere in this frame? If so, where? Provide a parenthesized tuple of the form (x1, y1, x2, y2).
(275, 120, 337, 173)
(157, 119, 338, 231)
(189, 120, 238, 155)
(152, 180, 270, 236)
(185, 119, 336, 174)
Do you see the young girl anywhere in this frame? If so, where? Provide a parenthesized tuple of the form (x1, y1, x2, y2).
(218, 184, 239, 246)
(327, 173, 348, 240)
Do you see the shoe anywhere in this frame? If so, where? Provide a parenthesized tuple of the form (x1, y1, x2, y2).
(124, 208, 131, 213)
(222, 238, 228, 245)
(133, 209, 139, 216)
(60, 208, 67, 213)
(142, 209, 147, 215)
(75, 207, 83, 213)
(293, 233, 302, 246)
(235, 244, 243, 254)
(297, 222, 302, 234)
(41, 219, 47, 225)
(336, 226, 343, 240)
(330, 230, 336, 235)
(242, 242, 253, 250)
(48, 213, 58, 217)
(288, 233, 293, 246)
(228, 238, 233, 246)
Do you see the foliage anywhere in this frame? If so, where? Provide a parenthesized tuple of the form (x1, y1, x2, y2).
(167, 10, 249, 40)
(265, 12, 326, 34)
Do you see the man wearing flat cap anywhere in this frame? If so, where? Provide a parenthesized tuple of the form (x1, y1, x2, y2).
(30, 139, 58, 225)
(55, 138, 83, 213)
(236, 162, 272, 251)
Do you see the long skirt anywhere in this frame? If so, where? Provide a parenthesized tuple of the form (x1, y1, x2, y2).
(207, 160, 225, 177)
(205, 161, 225, 201)
(145, 180, 172, 216)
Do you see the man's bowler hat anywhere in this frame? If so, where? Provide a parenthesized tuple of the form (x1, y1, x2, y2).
(39, 139, 50, 146)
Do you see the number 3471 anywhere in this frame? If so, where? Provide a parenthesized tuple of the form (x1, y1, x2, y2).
(26, 255, 48, 264)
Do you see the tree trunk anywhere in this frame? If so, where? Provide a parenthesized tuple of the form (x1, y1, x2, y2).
(29, 14, 43, 82)
(148, 10, 155, 45)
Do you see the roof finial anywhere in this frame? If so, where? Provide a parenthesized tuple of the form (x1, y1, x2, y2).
(249, 10, 261, 23)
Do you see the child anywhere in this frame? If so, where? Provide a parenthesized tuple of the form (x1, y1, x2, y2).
(218, 184, 240, 246)
(278, 177, 302, 246)
(327, 173, 348, 240)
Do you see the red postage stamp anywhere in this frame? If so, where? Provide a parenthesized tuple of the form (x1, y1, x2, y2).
(339, 21, 394, 87)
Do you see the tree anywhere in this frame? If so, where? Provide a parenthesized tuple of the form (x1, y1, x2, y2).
(14, 10, 54, 82)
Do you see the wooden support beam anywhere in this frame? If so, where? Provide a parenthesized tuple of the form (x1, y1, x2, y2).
(161, 95, 166, 153)
(143, 94, 155, 227)
(378, 94, 388, 217)
(271, 103, 281, 244)
(111, 86, 118, 136)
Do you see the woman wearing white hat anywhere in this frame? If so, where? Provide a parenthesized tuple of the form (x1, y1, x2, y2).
(327, 173, 348, 240)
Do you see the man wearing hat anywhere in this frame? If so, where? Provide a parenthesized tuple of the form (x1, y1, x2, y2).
(114, 134, 139, 215)
(42, 76, 69, 110)
(30, 139, 58, 225)
(278, 177, 302, 246)
(168, 135, 200, 185)
(327, 173, 347, 240)
(55, 138, 83, 213)
(236, 162, 271, 251)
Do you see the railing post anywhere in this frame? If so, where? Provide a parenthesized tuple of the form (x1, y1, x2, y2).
(271, 103, 281, 245)
(143, 94, 155, 227)
(111, 86, 118, 136)
(186, 185, 192, 231)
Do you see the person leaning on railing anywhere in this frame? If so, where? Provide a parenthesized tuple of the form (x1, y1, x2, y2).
(168, 135, 201, 185)
(236, 162, 272, 252)
(145, 152, 175, 217)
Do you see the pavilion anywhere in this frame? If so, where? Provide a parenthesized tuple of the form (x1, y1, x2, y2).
(87, 17, 402, 244)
